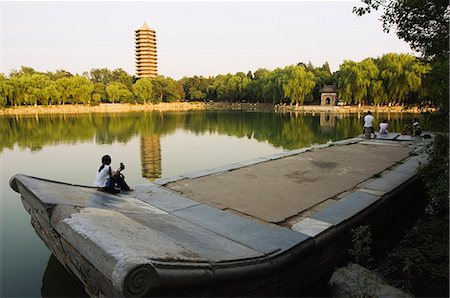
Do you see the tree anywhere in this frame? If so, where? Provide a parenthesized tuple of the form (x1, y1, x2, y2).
(112, 68, 133, 90)
(162, 77, 181, 102)
(10, 66, 40, 77)
(151, 76, 180, 103)
(354, 0, 449, 112)
(247, 68, 271, 103)
(47, 69, 73, 81)
(56, 77, 72, 105)
(421, 59, 449, 112)
(69, 76, 94, 104)
(181, 75, 213, 101)
(8, 76, 26, 106)
(93, 82, 107, 103)
(189, 89, 205, 101)
(22, 74, 57, 106)
(283, 66, 316, 105)
(311, 62, 333, 103)
(0, 74, 14, 107)
(336, 60, 377, 105)
(132, 78, 153, 104)
(377, 53, 430, 104)
(106, 82, 133, 104)
(354, 0, 449, 60)
(336, 54, 429, 105)
(86, 68, 114, 85)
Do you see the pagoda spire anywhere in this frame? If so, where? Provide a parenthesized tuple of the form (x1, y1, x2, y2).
(141, 22, 150, 30)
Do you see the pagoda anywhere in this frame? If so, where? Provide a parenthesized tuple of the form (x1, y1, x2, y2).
(135, 22, 158, 78)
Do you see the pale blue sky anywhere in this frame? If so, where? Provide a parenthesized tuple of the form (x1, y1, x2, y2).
(1, 1, 413, 79)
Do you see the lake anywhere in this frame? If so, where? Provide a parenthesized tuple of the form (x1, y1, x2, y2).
(0, 110, 416, 296)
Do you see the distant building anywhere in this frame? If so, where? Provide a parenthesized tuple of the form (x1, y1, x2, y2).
(320, 84, 338, 105)
(135, 22, 158, 78)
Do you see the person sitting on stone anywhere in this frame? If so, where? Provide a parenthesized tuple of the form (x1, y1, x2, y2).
(94, 155, 131, 193)
(379, 119, 389, 134)
(412, 118, 422, 136)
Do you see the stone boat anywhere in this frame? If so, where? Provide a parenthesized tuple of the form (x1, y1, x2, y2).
(9, 134, 429, 297)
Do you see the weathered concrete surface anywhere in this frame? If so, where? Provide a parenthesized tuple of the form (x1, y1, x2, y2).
(167, 143, 412, 223)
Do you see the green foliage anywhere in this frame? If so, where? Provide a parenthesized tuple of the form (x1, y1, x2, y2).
(106, 82, 133, 103)
(376, 133, 449, 297)
(85, 68, 115, 85)
(20, 74, 59, 106)
(69, 76, 94, 105)
(283, 65, 315, 105)
(353, 0, 449, 113)
(181, 75, 213, 101)
(47, 69, 73, 81)
(378, 53, 430, 104)
(310, 62, 333, 103)
(56, 77, 71, 105)
(421, 134, 449, 214)
(378, 211, 449, 296)
(353, 0, 449, 60)
(0, 74, 13, 107)
(421, 58, 449, 112)
(349, 225, 374, 269)
(93, 82, 108, 103)
(336, 54, 429, 105)
(0, 55, 436, 108)
(151, 76, 181, 103)
(132, 78, 153, 104)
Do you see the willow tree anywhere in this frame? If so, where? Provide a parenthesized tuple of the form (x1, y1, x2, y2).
(56, 77, 71, 105)
(283, 65, 315, 105)
(19, 74, 59, 106)
(69, 76, 94, 105)
(377, 53, 430, 104)
(132, 78, 153, 104)
(336, 59, 381, 105)
(0, 74, 13, 107)
(335, 60, 358, 104)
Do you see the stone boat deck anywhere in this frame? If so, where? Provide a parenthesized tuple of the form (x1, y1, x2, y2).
(10, 132, 430, 297)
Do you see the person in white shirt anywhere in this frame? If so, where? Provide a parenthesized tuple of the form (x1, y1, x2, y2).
(412, 118, 421, 136)
(379, 119, 389, 134)
(94, 155, 131, 192)
(363, 111, 376, 138)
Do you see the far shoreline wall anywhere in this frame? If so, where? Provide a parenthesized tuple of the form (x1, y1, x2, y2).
(0, 102, 428, 116)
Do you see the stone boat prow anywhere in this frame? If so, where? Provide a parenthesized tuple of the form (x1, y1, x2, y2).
(9, 174, 311, 297)
(10, 135, 430, 297)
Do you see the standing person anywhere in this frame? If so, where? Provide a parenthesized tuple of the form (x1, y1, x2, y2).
(363, 111, 376, 139)
(379, 119, 389, 134)
(94, 155, 131, 193)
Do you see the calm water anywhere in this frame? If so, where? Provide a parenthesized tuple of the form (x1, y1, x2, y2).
(0, 110, 416, 296)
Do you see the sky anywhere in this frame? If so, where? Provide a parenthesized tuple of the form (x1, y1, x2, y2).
(1, 1, 414, 79)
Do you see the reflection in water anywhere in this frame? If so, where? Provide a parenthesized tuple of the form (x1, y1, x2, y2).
(41, 255, 87, 297)
(140, 135, 162, 180)
(319, 113, 336, 128)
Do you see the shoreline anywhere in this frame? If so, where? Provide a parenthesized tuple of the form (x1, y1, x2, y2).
(0, 102, 429, 116)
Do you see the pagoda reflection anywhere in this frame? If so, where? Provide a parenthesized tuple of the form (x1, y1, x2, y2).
(140, 134, 162, 180)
